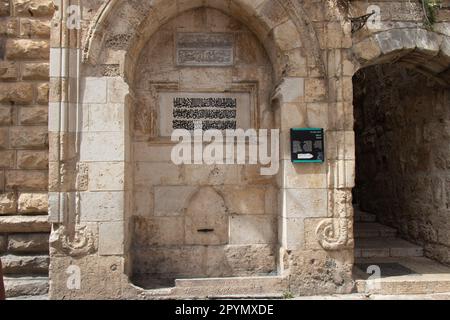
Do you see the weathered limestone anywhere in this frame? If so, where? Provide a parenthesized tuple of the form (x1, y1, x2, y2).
(18, 193, 48, 214)
(0, 215, 50, 233)
(15, 0, 444, 300)
(0, 4, 52, 271)
(7, 233, 49, 253)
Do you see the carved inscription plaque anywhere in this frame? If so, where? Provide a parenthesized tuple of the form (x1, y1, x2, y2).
(173, 97, 237, 131)
(159, 92, 251, 137)
(176, 33, 234, 66)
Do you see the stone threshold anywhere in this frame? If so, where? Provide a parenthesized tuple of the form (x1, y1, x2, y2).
(131, 275, 289, 299)
(353, 257, 450, 295)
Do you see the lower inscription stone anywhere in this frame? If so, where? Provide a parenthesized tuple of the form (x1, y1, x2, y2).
(159, 92, 251, 136)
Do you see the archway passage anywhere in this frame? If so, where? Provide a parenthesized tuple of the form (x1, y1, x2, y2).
(352, 63, 450, 294)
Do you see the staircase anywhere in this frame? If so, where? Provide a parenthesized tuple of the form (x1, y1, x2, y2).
(354, 209, 423, 259)
(0, 215, 50, 299)
(353, 208, 450, 295)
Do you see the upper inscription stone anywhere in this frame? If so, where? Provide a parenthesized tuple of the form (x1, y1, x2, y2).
(176, 33, 234, 67)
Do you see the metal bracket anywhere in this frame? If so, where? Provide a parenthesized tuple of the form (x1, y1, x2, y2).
(350, 11, 375, 34)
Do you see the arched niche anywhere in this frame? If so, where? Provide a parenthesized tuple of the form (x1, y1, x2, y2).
(130, 7, 280, 288)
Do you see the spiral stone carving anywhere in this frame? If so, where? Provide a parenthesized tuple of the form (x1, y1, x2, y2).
(316, 218, 350, 251)
(51, 226, 96, 257)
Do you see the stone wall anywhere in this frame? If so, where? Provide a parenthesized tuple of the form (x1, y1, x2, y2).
(354, 64, 450, 265)
(0, 0, 53, 256)
(43, 0, 450, 299)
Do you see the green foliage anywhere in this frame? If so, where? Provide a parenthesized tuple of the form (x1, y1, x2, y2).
(422, 0, 441, 27)
(283, 291, 294, 299)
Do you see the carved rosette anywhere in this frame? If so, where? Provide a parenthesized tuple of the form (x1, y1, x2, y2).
(50, 226, 96, 257)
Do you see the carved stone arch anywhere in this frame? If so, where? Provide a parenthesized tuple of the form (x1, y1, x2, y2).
(351, 28, 450, 86)
(82, 0, 326, 81)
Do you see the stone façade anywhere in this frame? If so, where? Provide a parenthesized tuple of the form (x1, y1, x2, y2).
(0, 0, 450, 299)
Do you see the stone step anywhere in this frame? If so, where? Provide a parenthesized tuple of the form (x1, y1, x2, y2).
(354, 257, 450, 295)
(354, 223, 397, 239)
(173, 276, 288, 297)
(4, 276, 49, 298)
(1, 254, 49, 275)
(0, 215, 50, 233)
(354, 210, 377, 222)
(355, 238, 423, 258)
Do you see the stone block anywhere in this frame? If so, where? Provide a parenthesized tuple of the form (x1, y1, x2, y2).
(17, 150, 48, 169)
(184, 164, 240, 186)
(134, 162, 183, 188)
(0, 0, 10, 16)
(80, 77, 107, 104)
(0, 83, 33, 104)
(0, 235, 6, 252)
(0, 192, 17, 214)
(282, 160, 327, 189)
(7, 233, 49, 253)
(222, 186, 266, 215)
(88, 103, 125, 132)
(257, 0, 289, 30)
(80, 191, 124, 222)
(240, 164, 277, 185)
(353, 38, 381, 63)
(305, 78, 327, 103)
(132, 246, 206, 277)
(87, 162, 125, 191)
(5, 170, 48, 191)
(10, 126, 48, 148)
(0, 151, 14, 168)
(280, 103, 306, 130)
(223, 244, 277, 276)
(13, 0, 55, 17)
(154, 186, 196, 216)
(22, 62, 49, 80)
(2, 254, 49, 274)
(133, 216, 184, 246)
(275, 77, 304, 103)
(279, 217, 305, 250)
(19, 106, 48, 125)
(36, 83, 49, 104)
(79, 132, 126, 162)
(49, 255, 124, 299)
(6, 39, 49, 60)
(230, 215, 276, 244)
(179, 67, 232, 91)
(99, 221, 124, 256)
(0, 17, 18, 37)
(20, 18, 50, 38)
(107, 77, 129, 103)
(0, 61, 18, 81)
(327, 160, 355, 189)
(133, 143, 173, 162)
(0, 127, 8, 149)
(133, 190, 153, 217)
(272, 20, 302, 51)
(0, 215, 50, 233)
(306, 103, 328, 129)
(283, 188, 328, 218)
(18, 192, 48, 213)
